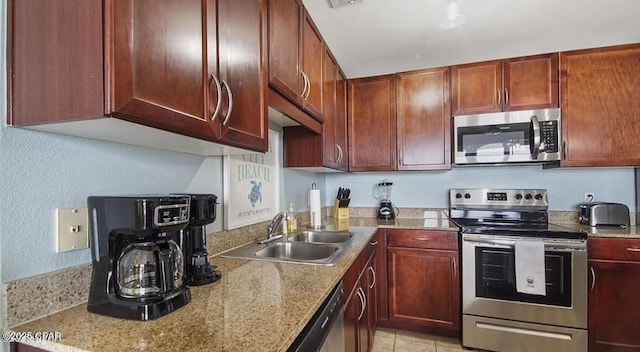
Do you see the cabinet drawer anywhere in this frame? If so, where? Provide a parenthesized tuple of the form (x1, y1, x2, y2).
(588, 237, 640, 262)
(387, 229, 457, 250)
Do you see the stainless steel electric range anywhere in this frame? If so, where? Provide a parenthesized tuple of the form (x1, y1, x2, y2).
(449, 188, 588, 352)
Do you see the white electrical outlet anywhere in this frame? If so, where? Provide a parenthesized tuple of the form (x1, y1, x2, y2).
(584, 192, 595, 203)
(56, 208, 89, 252)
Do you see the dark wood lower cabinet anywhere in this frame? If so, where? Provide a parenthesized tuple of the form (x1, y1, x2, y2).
(344, 231, 380, 352)
(588, 237, 640, 352)
(384, 229, 460, 337)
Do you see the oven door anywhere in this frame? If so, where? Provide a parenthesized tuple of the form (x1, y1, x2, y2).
(462, 234, 587, 329)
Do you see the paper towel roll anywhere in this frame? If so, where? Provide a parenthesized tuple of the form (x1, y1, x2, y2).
(309, 185, 322, 229)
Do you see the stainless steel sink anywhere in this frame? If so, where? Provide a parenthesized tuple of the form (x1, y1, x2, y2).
(221, 239, 346, 265)
(288, 231, 354, 244)
(254, 242, 341, 261)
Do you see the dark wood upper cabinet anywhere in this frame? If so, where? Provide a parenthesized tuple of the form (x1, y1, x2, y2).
(10, 0, 268, 153)
(216, 0, 269, 151)
(503, 54, 559, 111)
(348, 75, 397, 171)
(451, 60, 502, 115)
(396, 67, 451, 171)
(268, 0, 303, 104)
(9, 0, 104, 125)
(282, 49, 346, 171)
(301, 11, 324, 120)
(451, 54, 559, 115)
(267, 0, 324, 121)
(107, 0, 217, 141)
(560, 44, 640, 167)
(588, 237, 640, 352)
(108, 0, 267, 151)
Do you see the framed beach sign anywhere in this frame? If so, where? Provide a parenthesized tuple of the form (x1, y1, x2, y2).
(223, 130, 280, 230)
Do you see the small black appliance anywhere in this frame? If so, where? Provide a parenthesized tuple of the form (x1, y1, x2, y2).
(374, 180, 396, 221)
(87, 195, 192, 320)
(176, 193, 221, 286)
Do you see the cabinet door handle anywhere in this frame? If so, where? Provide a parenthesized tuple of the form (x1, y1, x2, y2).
(301, 71, 310, 100)
(590, 266, 596, 291)
(504, 88, 509, 107)
(221, 80, 233, 126)
(452, 258, 457, 280)
(210, 74, 222, 122)
(497, 89, 501, 106)
(304, 73, 311, 100)
(356, 287, 366, 321)
(626, 248, 640, 252)
(369, 241, 378, 246)
(413, 237, 432, 241)
(336, 144, 343, 164)
(368, 266, 376, 289)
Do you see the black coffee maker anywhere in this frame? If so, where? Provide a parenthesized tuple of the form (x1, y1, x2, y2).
(87, 195, 192, 320)
(176, 193, 221, 286)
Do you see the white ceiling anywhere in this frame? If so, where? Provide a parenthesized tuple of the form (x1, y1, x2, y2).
(302, 0, 640, 78)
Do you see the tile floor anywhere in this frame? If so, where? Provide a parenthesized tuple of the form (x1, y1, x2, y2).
(371, 328, 467, 352)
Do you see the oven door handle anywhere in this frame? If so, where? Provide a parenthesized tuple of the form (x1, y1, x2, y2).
(463, 237, 586, 251)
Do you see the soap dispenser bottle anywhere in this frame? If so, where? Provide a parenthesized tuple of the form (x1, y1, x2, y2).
(286, 203, 298, 233)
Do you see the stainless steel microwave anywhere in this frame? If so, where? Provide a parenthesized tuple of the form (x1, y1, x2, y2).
(453, 108, 561, 165)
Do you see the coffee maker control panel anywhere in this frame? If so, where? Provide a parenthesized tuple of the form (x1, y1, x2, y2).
(154, 204, 190, 226)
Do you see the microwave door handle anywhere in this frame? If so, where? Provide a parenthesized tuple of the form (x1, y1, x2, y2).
(530, 115, 541, 159)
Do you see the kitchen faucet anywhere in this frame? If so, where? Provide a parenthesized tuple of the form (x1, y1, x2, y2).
(258, 212, 285, 244)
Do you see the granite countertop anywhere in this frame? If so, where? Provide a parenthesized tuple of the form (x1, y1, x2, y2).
(12, 210, 635, 351)
(12, 225, 377, 352)
(10, 214, 460, 352)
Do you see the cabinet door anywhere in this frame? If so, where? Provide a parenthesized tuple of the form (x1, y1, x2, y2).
(107, 0, 218, 140)
(217, 0, 268, 151)
(589, 260, 640, 351)
(335, 71, 349, 170)
(348, 75, 397, 171)
(451, 60, 502, 115)
(503, 53, 559, 111)
(357, 277, 371, 352)
(560, 44, 640, 167)
(344, 288, 359, 352)
(388, 247, 460, 332)
(301, 12, 324, 120)
(396, 67, 451, 171)
(9, 0, 104, 125)
(267, 0, 303, 104)
(366, 251, 379, 349)
(322, 50, 339, 168)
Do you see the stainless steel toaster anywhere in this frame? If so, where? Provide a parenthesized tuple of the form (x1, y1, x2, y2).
(578, 202, 630, 227)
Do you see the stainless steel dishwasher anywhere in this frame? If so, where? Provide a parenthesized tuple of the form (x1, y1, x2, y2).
(287, 280, 345, 352)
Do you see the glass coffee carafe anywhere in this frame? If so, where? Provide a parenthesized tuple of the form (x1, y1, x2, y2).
(117, 239, 184, 299)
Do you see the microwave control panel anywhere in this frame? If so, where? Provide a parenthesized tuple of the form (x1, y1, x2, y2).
(541, 121, 558, 153)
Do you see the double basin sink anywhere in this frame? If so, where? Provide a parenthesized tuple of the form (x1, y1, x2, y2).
(221, 230, 356, 265)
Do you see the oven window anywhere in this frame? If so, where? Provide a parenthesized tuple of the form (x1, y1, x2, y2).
(458, 123, 531, 156)
(475, 247, 571, 307)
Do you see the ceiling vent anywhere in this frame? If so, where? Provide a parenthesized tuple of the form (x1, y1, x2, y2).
(329, 0, 365, 8)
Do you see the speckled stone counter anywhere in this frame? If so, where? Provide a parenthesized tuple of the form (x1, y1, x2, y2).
(10, 225, 377, 352)
(557, 222, 640, 239)
(8, 212, 463, 352)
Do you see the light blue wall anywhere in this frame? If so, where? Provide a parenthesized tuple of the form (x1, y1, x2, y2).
(325, 165, 636, 211)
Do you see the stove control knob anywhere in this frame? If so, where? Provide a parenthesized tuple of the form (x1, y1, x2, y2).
(455, 193, 462, 199)
(535, 194, 543, 200)
(515, 194, 523, 200)
(525, 194, 533, 200)
(464, 193, 471, 199)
